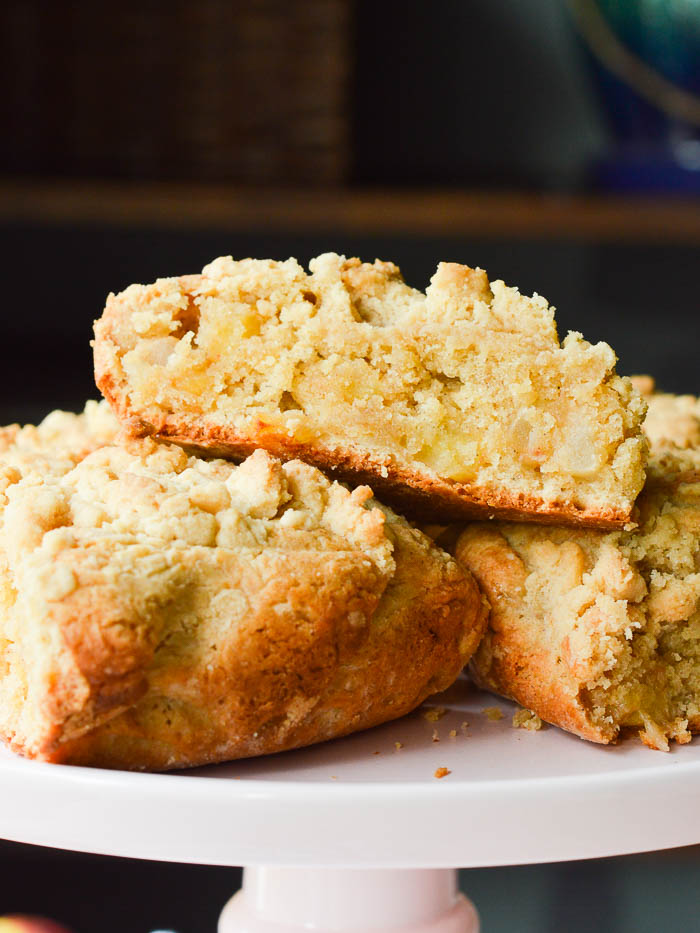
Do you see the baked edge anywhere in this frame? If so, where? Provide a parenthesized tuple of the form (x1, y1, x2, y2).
(3, 491, 487, 771)
(456, 522, 700, 747)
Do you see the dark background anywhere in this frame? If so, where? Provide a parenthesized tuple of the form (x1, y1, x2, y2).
(4, 841, 700, 933)
(1, 227, 696, 428)
(0, 1, 699, 931)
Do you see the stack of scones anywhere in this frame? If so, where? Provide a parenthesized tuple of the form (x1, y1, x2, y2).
(0, 253, 696, 769)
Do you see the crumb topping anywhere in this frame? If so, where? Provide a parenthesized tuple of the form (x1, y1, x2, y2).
(512, 708, 543, 731)
(2, 443, 395, 571)
(631, 376, 700, 451)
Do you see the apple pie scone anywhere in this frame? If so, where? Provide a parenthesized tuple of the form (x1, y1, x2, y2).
(0, 437, 485, 770)
(453, 448, 700, 750)
(94, 253, 647, 528)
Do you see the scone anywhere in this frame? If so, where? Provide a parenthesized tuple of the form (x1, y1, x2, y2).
(94, 253, 647, 528)
(0, 438, 485, 770)
(631, 375, 700, 451)
(453, 448, 700, 750)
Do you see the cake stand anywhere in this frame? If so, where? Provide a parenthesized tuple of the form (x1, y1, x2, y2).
(2, 680, 700, 933)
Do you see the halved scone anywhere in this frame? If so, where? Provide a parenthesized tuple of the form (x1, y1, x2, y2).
(453, 448, 700, 750)
(0, 433, 485, 770)
(94, 253, 647, 528)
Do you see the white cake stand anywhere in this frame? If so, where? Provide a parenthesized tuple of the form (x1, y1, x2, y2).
(2, 680, 700, 933)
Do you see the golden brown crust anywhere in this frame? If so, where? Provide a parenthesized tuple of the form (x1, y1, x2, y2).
(94, 255, 647, 530)
(455, 525, 612, 744)
(54, 520, 486, 770)
(0, 438, 485, 770)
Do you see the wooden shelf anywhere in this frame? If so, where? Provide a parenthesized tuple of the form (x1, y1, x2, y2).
(2, 179, 700, 242)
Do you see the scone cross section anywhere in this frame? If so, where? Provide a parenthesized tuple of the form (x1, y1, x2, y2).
(94, 252, 648, 528)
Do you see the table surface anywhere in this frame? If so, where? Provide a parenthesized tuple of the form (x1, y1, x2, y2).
(2, 680, 700, 869)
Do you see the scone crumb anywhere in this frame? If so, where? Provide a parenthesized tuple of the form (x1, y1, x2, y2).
(640, 716, 692, 752)
(449, 729, 457, 738)
(512, 708, 543, 731)
(394, 741, 403, 750)
(483, 707, 504, 721)
(460, 720, 469, 733)
(431, 729, 440, 742)
(373, 750, 381, 755)
(639, 715, 670, 752)
(434, 767, 451, 779)
(423, 706, 447, 722)
(671, 720, 692, 745)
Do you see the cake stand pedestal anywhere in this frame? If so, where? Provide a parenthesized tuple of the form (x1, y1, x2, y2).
(219, 868, 477, 933)
(2, 681, 700, 933)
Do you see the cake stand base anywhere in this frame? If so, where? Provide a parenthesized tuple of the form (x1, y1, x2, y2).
(219, 867, 479, 933)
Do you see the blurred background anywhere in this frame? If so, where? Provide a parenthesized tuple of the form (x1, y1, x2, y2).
(0, 0, 698, 930)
